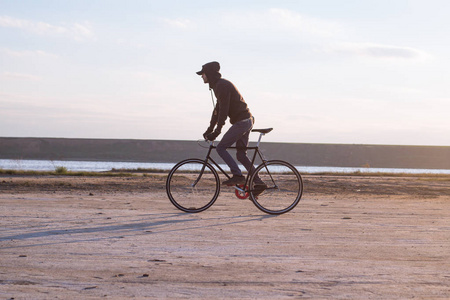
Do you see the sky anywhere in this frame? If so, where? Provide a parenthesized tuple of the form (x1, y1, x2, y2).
(1, 0, 449, 146)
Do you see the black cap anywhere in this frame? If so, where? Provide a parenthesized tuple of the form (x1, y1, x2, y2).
(196, 61, 220, 75)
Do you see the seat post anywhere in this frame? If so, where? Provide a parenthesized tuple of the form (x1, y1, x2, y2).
(256, 132, 265, 147)
(251, 128, 273, 147)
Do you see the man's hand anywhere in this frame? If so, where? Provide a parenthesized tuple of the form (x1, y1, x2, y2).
(206, 130, 220, 141)
(203, 128, 213, 140)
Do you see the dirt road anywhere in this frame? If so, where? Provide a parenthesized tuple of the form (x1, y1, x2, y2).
(1, 175, 449, 299)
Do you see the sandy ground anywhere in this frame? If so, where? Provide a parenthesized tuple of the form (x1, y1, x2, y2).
(1, 174, 449, 299)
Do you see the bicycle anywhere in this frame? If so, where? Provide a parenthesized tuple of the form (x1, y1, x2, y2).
(166, 128, 303, 215)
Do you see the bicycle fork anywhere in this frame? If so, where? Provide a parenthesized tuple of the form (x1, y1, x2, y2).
(191, 161, 209, 188)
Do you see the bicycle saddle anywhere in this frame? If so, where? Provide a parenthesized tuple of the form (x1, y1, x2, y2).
(252, 128, 273, 134)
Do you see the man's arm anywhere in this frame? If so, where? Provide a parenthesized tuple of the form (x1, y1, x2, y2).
(203, 107, 218, 139)
(214, 84, 230, 133)
(208, 107, 218, 131)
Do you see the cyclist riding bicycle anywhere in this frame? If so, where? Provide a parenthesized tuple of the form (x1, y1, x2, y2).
(197, 61, 266, 190)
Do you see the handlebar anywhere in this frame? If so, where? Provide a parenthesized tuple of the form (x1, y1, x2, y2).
(198, 128, 273, 148)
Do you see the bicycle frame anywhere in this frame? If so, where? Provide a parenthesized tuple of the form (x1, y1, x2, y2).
(195, 131, 272, 193)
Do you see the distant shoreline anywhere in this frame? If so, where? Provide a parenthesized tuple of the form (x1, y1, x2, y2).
(2, 159, 450, 176)
(1, 137, 450, 170)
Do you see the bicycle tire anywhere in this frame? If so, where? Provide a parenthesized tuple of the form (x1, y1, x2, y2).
(166, 159, 220, 213)
(249, 160, 303, 215)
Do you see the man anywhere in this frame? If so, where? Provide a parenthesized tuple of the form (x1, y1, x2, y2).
(197, 61, 265, 188)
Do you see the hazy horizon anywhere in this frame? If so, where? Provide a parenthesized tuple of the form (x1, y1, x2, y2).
(2, 136, 450, 148)
(1, 1, 449, 146)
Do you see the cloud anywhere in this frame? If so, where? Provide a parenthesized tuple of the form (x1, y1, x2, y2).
(0, 47, 58, 58)
(0, 15, 95, 41)
(160, 17, 192, 30)
(212, 9, 429, 61)
(70, 22, 95, 41)
(329, 42, 429, 60)
(267, 8, 343, 38)
(220, 8, 344, 39)
(1, 72, 41, 81)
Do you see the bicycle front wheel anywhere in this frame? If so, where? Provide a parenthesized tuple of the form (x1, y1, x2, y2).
(249, 160, 303, 215)
(166, 159, 220, 213)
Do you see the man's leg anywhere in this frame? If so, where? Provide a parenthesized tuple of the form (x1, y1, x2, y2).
(216, 119, 253, 179)
(235, 120, 266, 189)
(235, 126, 254, 174)
(236, 137, 265, 184)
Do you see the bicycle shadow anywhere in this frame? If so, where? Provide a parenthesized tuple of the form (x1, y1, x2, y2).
(0, 212, 277, 249)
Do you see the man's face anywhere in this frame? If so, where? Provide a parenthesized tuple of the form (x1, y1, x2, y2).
(201, 73, 208, 83)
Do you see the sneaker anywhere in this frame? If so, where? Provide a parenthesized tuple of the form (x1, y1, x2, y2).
(252, 182, 267, 197)
(222, 175, 246, 186)
(253, 178, 265, 185)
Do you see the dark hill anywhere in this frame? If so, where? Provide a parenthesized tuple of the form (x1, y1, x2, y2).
(1, 137, 449, 169)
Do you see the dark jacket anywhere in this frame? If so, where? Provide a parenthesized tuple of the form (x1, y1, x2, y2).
(204, 68, 252, 133)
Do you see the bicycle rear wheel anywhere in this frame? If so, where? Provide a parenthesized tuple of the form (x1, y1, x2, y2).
(249, 160, 303, 215)
(166, 159, 220, 213)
